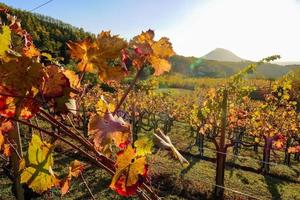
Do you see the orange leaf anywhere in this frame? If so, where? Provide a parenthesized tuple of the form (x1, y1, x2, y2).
(23, 44, 40, 58)
(41, 65, 70, 98)
(0, 57, 44, 96)
(20, 98, 39, 120)
(3, 144, 11, 157)
(63, 70, 80, 89)
(61, 160, 84, 195)
(61, 176, 71, 195)
(0, 132, 4, 150)
(67, 39, 96, 73)
(19, 158, 26, 171)
(68, 32, 128, 81)
(1, 119, 13, 132)
(0, 96, 15, 118)
(69, 160, 84, 177)
(148, 56, 171, 76)
(130, 30, 175, 75)
(98, 65, 127, 82)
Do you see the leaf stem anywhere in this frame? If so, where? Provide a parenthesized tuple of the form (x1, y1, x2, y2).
(113, 65, 145, 115)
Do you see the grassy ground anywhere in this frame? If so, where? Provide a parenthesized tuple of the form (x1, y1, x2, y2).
(162, 121, 300, 200)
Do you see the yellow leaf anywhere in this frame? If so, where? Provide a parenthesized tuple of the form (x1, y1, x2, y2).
(110, 146, 147, 196)
(20, 134, 57, 194)
(134, 136, 153, 156)
(0, 25, 11, 60)
(21, 166, 58, 194)
(96, 98, 115, 116)
(19, 158, 26, 172)
(149, 56, 171, 76)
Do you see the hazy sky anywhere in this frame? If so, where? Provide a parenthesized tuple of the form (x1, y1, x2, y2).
(2, 0, 300, 61)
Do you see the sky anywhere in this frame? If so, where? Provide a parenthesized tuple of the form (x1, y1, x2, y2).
(1, 0, 300, 61)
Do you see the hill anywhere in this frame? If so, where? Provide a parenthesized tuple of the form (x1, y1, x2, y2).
(0, 3, 93, 64)
(202, 48, 245, 62)
(169, 55, 300, 79)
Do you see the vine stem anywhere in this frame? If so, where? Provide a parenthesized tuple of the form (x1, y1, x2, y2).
(36, 111, 160, 200)
(113, 65, 145, 115)
(7, 104, 25, 200)
(6, 139, 22, 160)
(36, 112, 115, 171)
(7, 116, 115, 175)
(8, 117, 156, 200)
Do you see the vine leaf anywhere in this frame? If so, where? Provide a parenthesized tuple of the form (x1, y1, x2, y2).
(130, 29, 175, 75)
(95, 97, 115, 116)
(0, 95, 16, 118)
(88, 112, 131, 155)
(0, 120, 12, 154)
(41, 65, 70, 98)
(63, 70, 80, 90)
(288, 146, 300, 153)
(134, 136, 153, 156)
(19, 94, 40, 119)
(0, 25, 11, 60)
(110, 145, 147, 197)
(67, 31, 128, 82)
(20, 134, 59, 194)
(3, 144, 11, 157)
(0, 132, 3, 150)
(0, 57, 44, 96)
(67, 38, 96, 73)
(61, 160, 85, 195)
(23, 44, 40, 58)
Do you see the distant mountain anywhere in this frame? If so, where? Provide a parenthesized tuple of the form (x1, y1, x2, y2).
(169, 55, 300, 79)
(202, 48, 245, 62)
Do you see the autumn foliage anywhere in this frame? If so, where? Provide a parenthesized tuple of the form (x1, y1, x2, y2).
(0, 7, 175, 199)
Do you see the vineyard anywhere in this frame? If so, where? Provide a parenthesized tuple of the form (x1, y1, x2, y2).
(0, 6, 300, 200)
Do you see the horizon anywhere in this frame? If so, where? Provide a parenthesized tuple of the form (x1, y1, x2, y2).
(1, 0, 300, 62)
